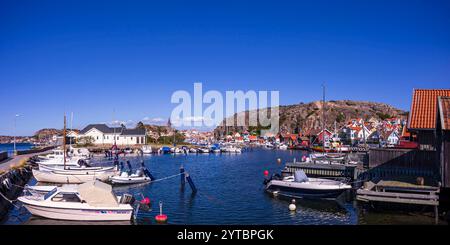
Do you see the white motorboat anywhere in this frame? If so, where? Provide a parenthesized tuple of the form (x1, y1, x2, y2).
(189, 148, 198, 153)
(278, 144, 288, 150)
(222, 145, 241, 153)
(170, 147, 183, 154)
(198, 147, 210, 153)
(18, 181, 134, 221)
(37, 149, 65, 160)
(124, 148, 133, 154)
(32, 168, 114, 184)
(109, 161, 153, 185)
(141, 145, 152, 154)
(39, 164, 116, 173)
(264, 170, 351, 199)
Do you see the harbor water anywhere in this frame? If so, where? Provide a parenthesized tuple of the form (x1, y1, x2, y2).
(1, 148, 441, 225)
(0, 143, 34, 157)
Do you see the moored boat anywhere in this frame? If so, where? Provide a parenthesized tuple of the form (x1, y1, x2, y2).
(264, 170, 351, 199)
(18, 181, 134, 221)
(32, 168, 113, 184)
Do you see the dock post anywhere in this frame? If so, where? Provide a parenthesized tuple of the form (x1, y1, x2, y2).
(180, 165, 185, 186)
(435, 206, 438, 225)
(186, 173, 197, 194)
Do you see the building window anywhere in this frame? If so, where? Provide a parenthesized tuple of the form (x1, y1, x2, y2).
(96, 136, 99, 140)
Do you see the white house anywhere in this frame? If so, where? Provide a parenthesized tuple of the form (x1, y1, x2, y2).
(78, 124, 146, 145)
(381, 130, 400, 146)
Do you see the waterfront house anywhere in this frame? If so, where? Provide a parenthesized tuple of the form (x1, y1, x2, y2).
(316, 129, 332, 146)
(408, 89, 450, 151)
(78, 124, 146, 146)
(436, 96, 450, 189)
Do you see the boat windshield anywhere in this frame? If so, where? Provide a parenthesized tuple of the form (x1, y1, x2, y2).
(44, 188, 58, 200)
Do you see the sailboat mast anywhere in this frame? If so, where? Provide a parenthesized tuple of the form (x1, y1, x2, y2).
(322, 83, 326, 152)
(63, 114, 67, 168)
(69, 112, 73, 147)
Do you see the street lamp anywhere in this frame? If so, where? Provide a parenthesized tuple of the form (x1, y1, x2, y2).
(13, 114, 20, 155)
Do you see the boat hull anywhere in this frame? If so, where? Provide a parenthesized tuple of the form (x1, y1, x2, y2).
(110, 176, 151, 185)
(21, 203, 132, 221)
(266, 180, 350, 198)
(32, 169, 112, 184)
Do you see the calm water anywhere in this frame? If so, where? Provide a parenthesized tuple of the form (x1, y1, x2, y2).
(0, 143, 34, 156)
(1, 148, 441, 225)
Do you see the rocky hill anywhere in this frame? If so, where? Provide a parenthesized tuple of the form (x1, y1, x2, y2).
(214, 100, 408, 136)
(34, 128, 63, 139)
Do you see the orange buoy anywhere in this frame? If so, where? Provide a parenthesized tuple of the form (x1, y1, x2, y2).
(155, 201, 168, 223)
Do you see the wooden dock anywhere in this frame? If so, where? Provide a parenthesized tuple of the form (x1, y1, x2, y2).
(282, 162, 357, 179)
(357, 180, 440, 224)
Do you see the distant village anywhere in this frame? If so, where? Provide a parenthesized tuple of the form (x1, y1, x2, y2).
(1, 89, 448, 154)
(1, 113, 408, 150)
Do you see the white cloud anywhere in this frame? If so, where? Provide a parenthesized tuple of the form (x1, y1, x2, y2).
(142, 117, 166, 124)
(108, 120, 135, 127)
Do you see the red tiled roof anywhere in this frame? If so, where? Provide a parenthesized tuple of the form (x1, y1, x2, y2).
(408, 89, 450, 129)
(438, 96, 450, 130)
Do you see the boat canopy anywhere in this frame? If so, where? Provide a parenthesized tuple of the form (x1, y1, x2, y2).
(294, 170, 308, 183)
(78, 180, 119, 207)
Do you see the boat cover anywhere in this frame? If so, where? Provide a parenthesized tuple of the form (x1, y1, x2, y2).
(294, 170, 308, 183)
(78, 180, 119, 207)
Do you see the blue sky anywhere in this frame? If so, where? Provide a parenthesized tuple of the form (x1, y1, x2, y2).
(1, 0, 449, 135)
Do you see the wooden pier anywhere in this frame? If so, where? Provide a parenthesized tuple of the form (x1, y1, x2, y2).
(282, 162, 357, 179)
(357, 180, 440, 224)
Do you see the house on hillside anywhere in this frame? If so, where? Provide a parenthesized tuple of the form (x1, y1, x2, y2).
(78, 124, 146, 145)
(381, 130, 400, 146)
(408, 89, 450, 151)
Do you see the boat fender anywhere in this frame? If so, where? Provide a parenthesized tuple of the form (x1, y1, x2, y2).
(2, 179, 11, 190)
(141, 197, 150, 205)
(289, 199, 296, 211)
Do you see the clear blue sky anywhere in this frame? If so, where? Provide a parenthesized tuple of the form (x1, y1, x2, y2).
(1, 0, 449, 135)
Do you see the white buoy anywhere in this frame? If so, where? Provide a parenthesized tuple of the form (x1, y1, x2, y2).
(289, 203, 296, 211)
(289, 199, 296, 211)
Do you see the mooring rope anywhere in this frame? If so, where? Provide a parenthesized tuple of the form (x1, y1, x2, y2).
(0, 190, 20, 209)
(150, 173, 183, 183)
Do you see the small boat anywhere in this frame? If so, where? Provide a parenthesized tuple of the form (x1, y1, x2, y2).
(278, 144, 288, 150)
(109, 161, 153, 185)
(189, 148, 198, 153)
(39, 164, 116, 173)
(32, 168, 114, 184)
(264, 170, 351, 199)
(221, 145, 241, 153)
(159, 146, 171, 154)
(198, 147, 210, 153)
(124, 147, 133, 154)
(18, 181, 134, 221)
(141, 145, 152, 154)
(170, 147, 182, 154)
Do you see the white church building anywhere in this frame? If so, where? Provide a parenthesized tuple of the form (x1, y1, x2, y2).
(78, 124, 146, 145)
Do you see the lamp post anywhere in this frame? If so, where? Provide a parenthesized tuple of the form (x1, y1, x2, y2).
(13, 114, 20, 155)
